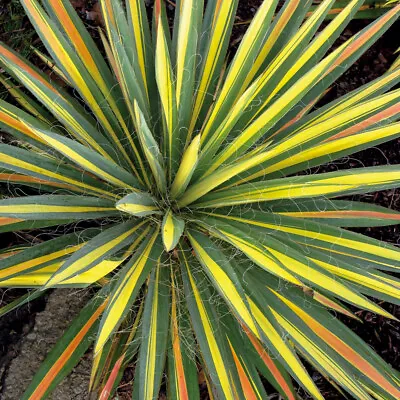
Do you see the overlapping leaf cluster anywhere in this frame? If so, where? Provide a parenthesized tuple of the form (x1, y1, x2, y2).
(0, 0, 400, 399)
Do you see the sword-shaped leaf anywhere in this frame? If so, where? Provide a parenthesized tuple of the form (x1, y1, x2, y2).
(205, 210, 400, 275)
(30, 127, 142, 191)
(0, 217, 70, 234)
(241, 0, 313, 91)
(134, 101, 166, 194)
(0, 290, 44, 317)
(170, 135, 201, 199)
(0, 42, 123, 165)
(0, 195, 117, 220)
(188, 0, 238, 135)
(0, 73, 54, 123)
(0, 230, 96, 282)
(196, 215, 392, 318)
(193, 166, 400, 208)
(116, 192, 161, 217)
(241, 325, 296, 400)
(155, 19, 178, 180)
(162, 210, 185, 252)
(0, 171, 86, 195)
(20, 0, 140, 174)
(21, 295, 108, 400)
(179, 245, 239, 400)
(247, 297, 323, 399)
(268, 287, 400, 399)
(45, 220, 149, 287)
(168, 274, 199, 400)
(95, 228, 162, 353)
(126, 0, 155, 103)
(134, 261, 170, 400)
(0, 144, 116, 200)
(0, 259, 120, 288)
(200, 0, 278, 145)
(174, 0, 203, 134)
(187, 229, 259, 336)
(270, 198, 400, 227)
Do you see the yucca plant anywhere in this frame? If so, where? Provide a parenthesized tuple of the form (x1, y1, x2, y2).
(1, 0, 400, 398)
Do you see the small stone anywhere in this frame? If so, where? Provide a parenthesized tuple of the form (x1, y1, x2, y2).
(26, 333, 36, 341)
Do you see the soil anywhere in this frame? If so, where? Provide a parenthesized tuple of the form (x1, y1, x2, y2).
(0, 1, 399, 399)
(1, 290, 91, 400)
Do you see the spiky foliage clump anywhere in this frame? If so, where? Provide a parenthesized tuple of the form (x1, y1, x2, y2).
(1, 1, 400, 399)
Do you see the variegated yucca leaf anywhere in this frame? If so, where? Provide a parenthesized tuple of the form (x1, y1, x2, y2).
(0, 0, 399, 399)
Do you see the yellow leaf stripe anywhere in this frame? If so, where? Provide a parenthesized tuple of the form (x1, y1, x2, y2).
(207, 212, 400, 267)
(199, 76, 262, 153)
(155, 20, 176, 177)
(279, 209, 400, 222)
(200, 169, 400, 208)
(227, 103, 400, 186)
(0, 204, 114, 215)
(2, 64, 111, 159)
(262, 0, 362, 107)
(290, 67, 400, 136)
(266, 248, 392, 318)
(187, 232, 259, 335)
(31, 47, 70, 84)
(99, 0, 150, 187)
(200, 0, 277, 143)
(47, 0, 143, 172)
(203, 42, 349, 175)
(175, 0, 195, 108)
(0, 258, 120, 287)
(143, 266, 161, 400)
(239, 0, 336, 124)
(0, 245, 81, 282)
(181, 94, 400, 205)
(228, 340, 262, 400)
(116, 203, 158, 215)
(33, 129, 136, 190)
(205, 219, 389, 317)
(242, 325, 296, 400)
(27, 299, 108, 400)
(116, 193, 160, 217)
(170, 135, 201, 199)
(95, 228, 159, 353)
(0, 75, 49, 124)
(46, 0, 131, 140)
(46, 222, 148, 288)
(171, 283, 190, 400)
(0, 100, 46, 144)
(162, 210, 178, 252)
(188, 1, 237, 134)
(22, 0, 138, 173)
(127, 0, 149, 98)
(271, 291, 400, 399)
(311, 258, 400, 299)
(0, 152, 115, 200)
(211, 228, 302, 286)
(269, 307, 370, 400)
(248, 298, 322, 400)
(185, 264, 235, 400)
(240, 0, 301, 93)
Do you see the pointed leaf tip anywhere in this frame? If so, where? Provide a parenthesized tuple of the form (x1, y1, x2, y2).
(116, 192, 161, 217)
(162, 209, 185, 252)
